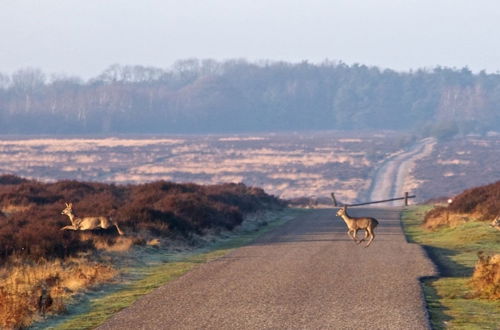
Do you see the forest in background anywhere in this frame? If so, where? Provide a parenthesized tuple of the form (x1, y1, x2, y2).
(0, 59, 499, 136)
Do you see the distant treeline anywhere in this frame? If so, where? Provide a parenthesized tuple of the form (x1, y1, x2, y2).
(0, 59, 498, 136)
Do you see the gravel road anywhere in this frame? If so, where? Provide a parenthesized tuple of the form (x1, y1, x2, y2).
(98, 207, 436, 330)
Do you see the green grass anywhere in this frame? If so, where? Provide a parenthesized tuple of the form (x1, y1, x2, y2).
(34, 209, 299, 330)
(402, 206, 500, 329)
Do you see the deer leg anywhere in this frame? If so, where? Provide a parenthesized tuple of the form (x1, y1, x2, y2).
(365, 228, 375, 247)
(114, 223, 124, 236)
(60, 225, 77, 231)
(359, 229, 369, 243)
(354, 229, 363, 244)
(348, 230, 359, 243)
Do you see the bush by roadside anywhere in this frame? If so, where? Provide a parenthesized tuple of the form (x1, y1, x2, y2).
(423, 180, 499, 230)
(471, 252, 500, 300)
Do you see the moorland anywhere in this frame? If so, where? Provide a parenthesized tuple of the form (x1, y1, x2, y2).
(0, 132, 498, 203)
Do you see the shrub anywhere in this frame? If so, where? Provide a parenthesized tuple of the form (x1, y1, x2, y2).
(0, 174, 28, 185)
(448, 181, 500, 220)
(423, 181, 500, 229)
(471, 252, 500, 300)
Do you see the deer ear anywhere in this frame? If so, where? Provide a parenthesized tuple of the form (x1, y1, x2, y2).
(69, 203, 73, 208)
(65, 202, 69, 207)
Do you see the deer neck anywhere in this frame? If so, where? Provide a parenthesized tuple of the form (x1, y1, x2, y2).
(65, 211, 77, 225)
(340, 214, 354, 226)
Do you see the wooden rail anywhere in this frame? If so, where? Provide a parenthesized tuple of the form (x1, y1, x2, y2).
(331, 192, 416, 207)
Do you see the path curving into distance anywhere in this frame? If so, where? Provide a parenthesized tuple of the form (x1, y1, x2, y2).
(368, 138, 436, 205)
(98, 208, 437, 329)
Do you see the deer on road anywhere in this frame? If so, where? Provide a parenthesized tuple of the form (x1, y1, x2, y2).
(61, 202, 124, 235)
(336, 206, 378, 247)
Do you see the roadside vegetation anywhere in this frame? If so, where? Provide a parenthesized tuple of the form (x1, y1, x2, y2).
(401, 180, 499, 329)
(0, 174, 284, 329)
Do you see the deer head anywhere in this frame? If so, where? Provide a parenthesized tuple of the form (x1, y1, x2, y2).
(61, 202, 73, 216)
(336, 206, 347, 217)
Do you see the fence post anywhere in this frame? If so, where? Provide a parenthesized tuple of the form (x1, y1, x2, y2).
(404, 192, 409, 206)
(331, 193, 337, 206)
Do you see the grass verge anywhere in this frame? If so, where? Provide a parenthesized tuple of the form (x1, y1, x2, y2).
(401, 206, 500, 330)
(33, 209, 299, 330)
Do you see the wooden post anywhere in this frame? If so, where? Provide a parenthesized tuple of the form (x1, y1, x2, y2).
(331, 193, 337, 206)
(404, 192, 409, 206)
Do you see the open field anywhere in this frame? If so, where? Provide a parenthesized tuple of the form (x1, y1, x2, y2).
(0, 132, 409, 204)
(1, 132, 497, 204)
(412, 135, 500, 200)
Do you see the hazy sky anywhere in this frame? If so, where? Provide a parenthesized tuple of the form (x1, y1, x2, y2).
(1, 0, 499, 78)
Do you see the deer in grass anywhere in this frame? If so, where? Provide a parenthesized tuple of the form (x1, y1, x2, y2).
(61, 202, 124, 235)
(336, 205, 379, 247)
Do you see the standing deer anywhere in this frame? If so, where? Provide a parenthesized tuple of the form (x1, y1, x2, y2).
(61, 202, 124, 235)
(336, 206, 379, 247)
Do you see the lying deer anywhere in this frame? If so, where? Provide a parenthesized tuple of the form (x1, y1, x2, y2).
(61, 202, 124, 235)
(336, 206, 379, 247)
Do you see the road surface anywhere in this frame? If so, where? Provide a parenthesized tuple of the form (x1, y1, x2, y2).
(99, 208, 436, 329)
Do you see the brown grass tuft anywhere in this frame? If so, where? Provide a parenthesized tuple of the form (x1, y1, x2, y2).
(147, 238, 161, 247)
(423, 208, 474, 230)
(92, 236, 136, 252)
(471, 252, 500, 300)
(0, 257, 117, 329)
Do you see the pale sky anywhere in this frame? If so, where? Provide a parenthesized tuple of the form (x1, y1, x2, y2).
(1, 0, 499, 79)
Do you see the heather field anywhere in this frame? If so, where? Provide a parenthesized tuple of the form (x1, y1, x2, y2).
(0, 132, 498, 203)
(0, 132, 408, 204)
(412, 135, 500, 200)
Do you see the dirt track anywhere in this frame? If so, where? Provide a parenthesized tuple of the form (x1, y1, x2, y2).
(98, 208, 436, 329)
(368, 138, 436, 205)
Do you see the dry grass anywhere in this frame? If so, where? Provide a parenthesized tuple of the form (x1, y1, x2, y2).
(423, 210, 476, 230)
(1, 204, 32, 216)
(402, 206, 500, 328)
(0, 257, 117, 329)
(471, 252, 500, 300)
(423, 180, 500, 230)
(0, 133, 401, 203)
(89, 236, 137, 252)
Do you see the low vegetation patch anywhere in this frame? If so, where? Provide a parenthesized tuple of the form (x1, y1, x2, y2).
(423, 180, 499, 230)
(0, 257, 116, 329)
(402, 184, 500, 329)
(0, 175, 284, 329)
(471, 252, 500, 300)
(0, 175, 283, 261)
